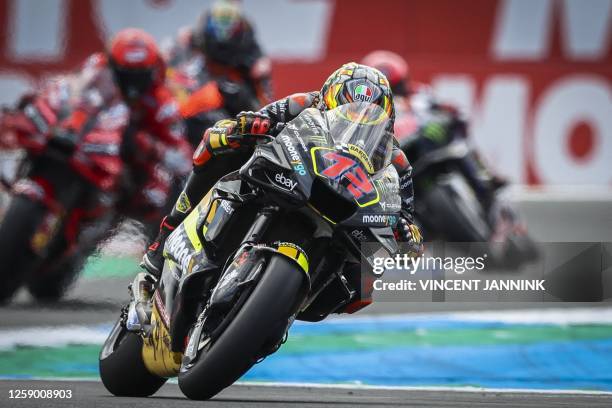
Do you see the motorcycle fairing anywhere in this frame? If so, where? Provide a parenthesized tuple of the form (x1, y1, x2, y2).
(141, 301, 182, 378)
(160, 173, 264, 353)
(164, 206, 204, 275)
(71, 128, 123, 191)
(164, 178, 242, 276)
(242, 108, 401, 228)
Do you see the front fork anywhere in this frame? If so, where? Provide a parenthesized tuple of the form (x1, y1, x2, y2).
(181, 205, 285, 366)
(240, 205, 279, 246)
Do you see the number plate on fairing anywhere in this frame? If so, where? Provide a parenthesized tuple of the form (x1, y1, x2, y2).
(310, 147, 380, 207)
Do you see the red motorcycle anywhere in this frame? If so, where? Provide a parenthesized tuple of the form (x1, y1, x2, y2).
(0, 98, 128, 303)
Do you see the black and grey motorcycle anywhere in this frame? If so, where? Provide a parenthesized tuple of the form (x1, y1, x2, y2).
(401, 131, 539, 268)
(99, 102, 403, 400)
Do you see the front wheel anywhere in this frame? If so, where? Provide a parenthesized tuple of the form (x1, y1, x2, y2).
(26, 252, 89, 302)
(27, 214, 118, 302)
(178, 255, 307, 400)
(99, 319, 167, 397)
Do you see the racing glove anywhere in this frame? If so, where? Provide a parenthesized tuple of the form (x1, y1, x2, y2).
(394, 217, 424, 257)
(236, 111, 271, 135)
(231, 111, 275, 147)
(192, 112, 274, 169)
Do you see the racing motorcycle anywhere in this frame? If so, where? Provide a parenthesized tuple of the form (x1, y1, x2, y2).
(0, 100, 127, 303)
(399, 126, 538, 268)
(100, 102, 403, 400)
(167, 59, 262, 149)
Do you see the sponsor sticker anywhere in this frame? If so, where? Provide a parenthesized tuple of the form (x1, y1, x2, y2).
(220, 199, 234, 214)
(165, 227, 194, 273)
(351, 229, 368, 242)
(354, 84, 373, 102)
(281, 134, 307, 175)
(348, 144, 374, 173)
(380, 201, 401, 211)
(175, 191, 191, 214)
(273, 172, 298, 191)
(362, 214, 397, 225)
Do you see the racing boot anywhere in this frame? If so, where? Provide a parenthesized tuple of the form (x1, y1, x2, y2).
(141, 216, 176, 278)
(124, 272, 156, 334)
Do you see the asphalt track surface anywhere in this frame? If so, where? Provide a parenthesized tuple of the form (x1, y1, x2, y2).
(1, 380, 612, 408)
(1, 197, 611, 407)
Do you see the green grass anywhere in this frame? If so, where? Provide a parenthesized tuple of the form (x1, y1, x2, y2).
(283, 324, 612, 353)
(81, 256, 140, 279)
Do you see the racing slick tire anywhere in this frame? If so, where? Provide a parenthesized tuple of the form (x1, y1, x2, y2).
(99, 322, 167, 397)
(178, 255, 306, 400)
(0, 195, 46, 303)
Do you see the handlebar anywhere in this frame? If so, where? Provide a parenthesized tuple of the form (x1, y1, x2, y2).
(226, 133, 276, 146)
(226, 123, 285, 146)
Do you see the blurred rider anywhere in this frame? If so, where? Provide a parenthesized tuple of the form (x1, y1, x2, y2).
(106, 28, 192, 221)
(163, 1, 273, 148)
(362, 50, 506, 208)
(5, 28, 191, 223)
(142, 63, 423, 305)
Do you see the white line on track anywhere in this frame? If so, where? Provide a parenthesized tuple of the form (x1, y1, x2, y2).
(0, 324, 109, 350)
(324, 306, 612, 325)
(2, 377, 612, 396)
(235, 381, 612, 396)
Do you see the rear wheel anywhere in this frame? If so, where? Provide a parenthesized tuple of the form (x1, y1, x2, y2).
(0, 196, 46, 303)
(502, 233, 540, 268)
(424, 181, 490, 242)
(178, 255, 306, 400)
(99, 319, 167, 397)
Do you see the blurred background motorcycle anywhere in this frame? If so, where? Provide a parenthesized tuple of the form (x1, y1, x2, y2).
(0, 69, 180, 303)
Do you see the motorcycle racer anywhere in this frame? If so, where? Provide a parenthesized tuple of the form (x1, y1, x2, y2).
(4, 28, 192, 222)
(163, 1, 273, 148)
(362, 50, 506, 209)
(103, 66, 424, 399)
(142, 62, 423, 294)
(105, 28, 193, 220)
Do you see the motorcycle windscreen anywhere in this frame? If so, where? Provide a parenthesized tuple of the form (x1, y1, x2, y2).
(324, 102, 393, 174)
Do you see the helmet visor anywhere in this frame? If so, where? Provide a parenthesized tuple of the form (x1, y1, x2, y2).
(111, 65, 154, 100)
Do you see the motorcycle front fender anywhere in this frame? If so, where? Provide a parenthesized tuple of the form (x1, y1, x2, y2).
(209, 243, 310, 312)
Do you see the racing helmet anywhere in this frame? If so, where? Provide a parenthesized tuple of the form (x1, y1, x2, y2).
(192, 1, 261, 70)
(320, 62, 395, 129)
(320, 63, 396, 172)
(361, 50, 410, 97)
(108, 28, 165, 101)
